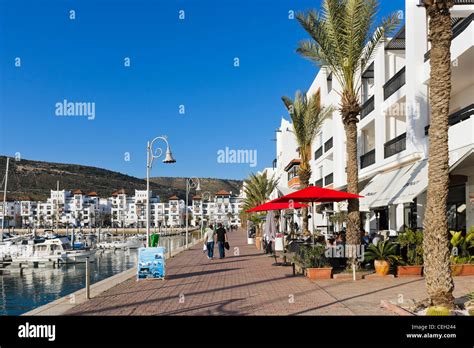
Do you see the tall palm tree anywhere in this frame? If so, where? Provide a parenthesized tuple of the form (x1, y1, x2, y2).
(295, 0, 399, 251)
(242, 171, 278, 237)
(281, 90, 331, 234)
(422, 0, 455, 308)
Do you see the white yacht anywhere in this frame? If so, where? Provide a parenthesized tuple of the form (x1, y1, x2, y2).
(11, 237, 96, 264)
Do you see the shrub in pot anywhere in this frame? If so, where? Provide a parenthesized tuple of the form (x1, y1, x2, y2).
(364, 241, 399, 276)
(450, 228, 474, 276)
(397, 229, 423, 276)
(302, 244, 332, 280)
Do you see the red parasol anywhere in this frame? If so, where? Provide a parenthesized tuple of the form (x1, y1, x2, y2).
(272, 185, 362, 203)
(245, 200, 308, 213)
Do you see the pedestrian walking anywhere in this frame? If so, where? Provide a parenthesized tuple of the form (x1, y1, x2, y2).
(203, 224, 215, 260)
(215, 223, 228, 259)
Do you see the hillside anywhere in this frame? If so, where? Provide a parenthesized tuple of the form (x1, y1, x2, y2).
(0, 156, 242, 202)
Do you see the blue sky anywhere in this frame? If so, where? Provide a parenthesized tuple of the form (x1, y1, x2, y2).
(0, 0, 404, 180)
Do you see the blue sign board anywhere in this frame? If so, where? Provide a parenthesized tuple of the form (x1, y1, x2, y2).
(137, 247, 166, 280)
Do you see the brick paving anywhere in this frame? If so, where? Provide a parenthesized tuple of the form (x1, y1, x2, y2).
(65, 229, 474, 316)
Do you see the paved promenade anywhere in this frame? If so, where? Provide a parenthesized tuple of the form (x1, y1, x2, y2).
(65, 229, 473, 316)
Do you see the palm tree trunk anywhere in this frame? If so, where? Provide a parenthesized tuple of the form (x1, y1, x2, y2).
(423, 2, 454, 308)
(344, 120, 361, 249)
(299, 167, 311, 234)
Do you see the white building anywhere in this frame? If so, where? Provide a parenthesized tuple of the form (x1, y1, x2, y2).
(191, 190, 243, 227)
(0, 200, 21, 228)
(267, 0, 474, 235)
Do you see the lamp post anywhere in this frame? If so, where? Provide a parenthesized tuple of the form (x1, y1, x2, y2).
(185, 177, 200, 249)
(200, 191, 211, 238)
(146, 136, 176, 247)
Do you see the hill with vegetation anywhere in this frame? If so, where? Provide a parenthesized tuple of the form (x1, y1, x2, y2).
(0, 156, 242, 202)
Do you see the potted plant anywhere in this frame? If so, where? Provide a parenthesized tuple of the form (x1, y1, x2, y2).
(450, 228, 474, 276)
(364, 241, 399, 276)
(302, 244, 333, 280)
(396, 229, 423, 276)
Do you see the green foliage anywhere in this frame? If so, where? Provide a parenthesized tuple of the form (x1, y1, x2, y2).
(364, 241, 399, 264)
(426, 306, 450, 316)
(295, 0, 400, 102)
(241, 171, 278, 213)
(397, 229, 423, 266)
(450, 228, 474, 264)
(299, 244, 331, 268)
(281, 91, 332, 180)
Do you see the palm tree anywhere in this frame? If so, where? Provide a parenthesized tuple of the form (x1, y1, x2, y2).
(295, 0, 399, 251)
(422, 0, 455, 308)
(242, 171, 278, 238)
(281, 90, 331, 234)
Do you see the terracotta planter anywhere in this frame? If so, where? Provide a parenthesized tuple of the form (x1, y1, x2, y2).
(397, 265, 423, 277)
(255, 237, 263, 251)
(374, 260, 390, 276)
(306, 267, 332, 280)
(450, 264, 474, 276)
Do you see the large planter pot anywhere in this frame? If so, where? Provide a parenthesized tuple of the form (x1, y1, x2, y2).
(306, 267, 333, 280)
(374, 260, 390, 276)
(397, 265, 423, 277)
(451, 264, 474, 276)
(255, 237, 263, 251)
(247, 237, 255, 245)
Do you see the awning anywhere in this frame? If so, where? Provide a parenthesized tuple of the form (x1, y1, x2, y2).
(359, 165, 411, 211)
(360, 145, 474, 211)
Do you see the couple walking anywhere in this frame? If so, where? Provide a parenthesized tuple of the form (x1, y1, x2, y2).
(203, 223, 228, 260)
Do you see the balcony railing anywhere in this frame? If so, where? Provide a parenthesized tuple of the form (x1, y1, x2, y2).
(324, 137, 333, 152)
(384, 132, 406, 158)
(314, 146, 323, 160)
(424, 14, 474, 61)
(360, 149, 376, 169)
(425, 103, 474, 135)
(360, 95, 375, 119)
(315, 178, 323, 187)
(324, 173, 334, 186)
(383, 67, 406, 100)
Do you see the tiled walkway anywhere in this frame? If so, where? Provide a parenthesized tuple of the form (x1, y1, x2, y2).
(66, 229, 473, 316)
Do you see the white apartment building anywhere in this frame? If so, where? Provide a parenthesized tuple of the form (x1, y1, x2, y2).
(3, 187, 244, 229)
(266, 0, 474, 235)
(191, 190, 243, 227)
(0, 200, 21, 228)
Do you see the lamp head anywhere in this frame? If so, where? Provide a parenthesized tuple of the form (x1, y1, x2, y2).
(163, 146, 176, 163)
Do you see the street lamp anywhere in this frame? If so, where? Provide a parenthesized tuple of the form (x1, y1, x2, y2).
(146, 136, 176, 247)
(185, 177, 200, 249)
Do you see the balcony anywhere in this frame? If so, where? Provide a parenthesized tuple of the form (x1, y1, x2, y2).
(424, 14, 474, 62)
(383, 67, 405, 100)
(360, 149, 376, 169)
(424, 103, 474, 135)
(360, 95, 375, 119)
(324, 173, 334, 186)
(384, 132, 406, 158)
(324, 137, 333, 152)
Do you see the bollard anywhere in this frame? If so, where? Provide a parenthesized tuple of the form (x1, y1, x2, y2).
(85, 257, 90, 300)
(167, 238, 171, 259)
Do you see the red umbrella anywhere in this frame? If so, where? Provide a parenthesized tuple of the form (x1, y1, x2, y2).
(246, 200, 308, 213)
(272, 185, 362, 203)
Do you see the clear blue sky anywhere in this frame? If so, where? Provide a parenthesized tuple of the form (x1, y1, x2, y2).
(0, 0, 404, 180)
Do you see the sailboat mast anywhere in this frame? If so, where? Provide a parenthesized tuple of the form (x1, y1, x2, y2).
(56, 180, 59, 231)
(1, 157, 10, 241)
